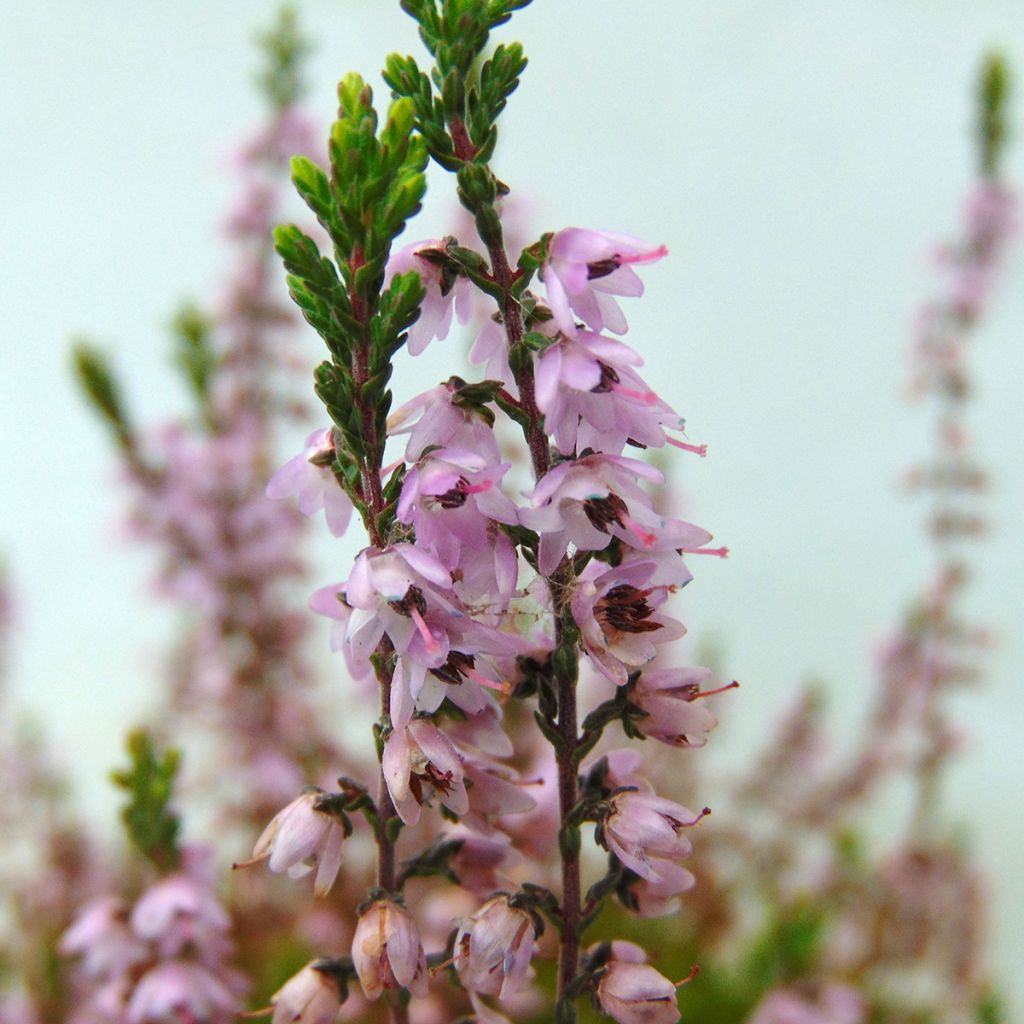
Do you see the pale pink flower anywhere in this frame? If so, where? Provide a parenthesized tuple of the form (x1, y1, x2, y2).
(126, 961, 238, 1024)
(541, 228, 668, 338)
(266, 428, 353, 537)
(385, 239, 474, 355)
(534, 331, 687, 456)
(595, 941, 680, 1024)
(382, 719, 468, 825)
(454, 895, 536, 998)
(239, 788, 347, 897)
(630, 666, 725, 748)
(747, 984, 865, 1024)
(572, 553, 691, 686)
(522, 453, 711, 574)
(351, 900, 428, 1001)
(461, 755, 537, 834)
(622, 858, 696, 918)
(387, 380, 502, 462)
(269, 961, 345, 1024)
(130, 864, 231, 959)
(397, 446, 519, 603)
(601, 790, 705, 881)
(59, 896, 147, 980)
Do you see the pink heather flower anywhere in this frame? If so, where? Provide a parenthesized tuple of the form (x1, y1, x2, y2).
(266, 428, 353, 537)
(269, 961, 345, 1024)
(522, 453, 711, 574)
(572, 552, 691, 686)
(595, 941, 681, 1024)
(59, 896, 147, 979)
(385, 239, 474, 355)
(239, 788, 346, 897)
(130, 856, 231, 959)
(382, 719, 469, 825)
(622, 858, 696, 918)
(468, 317, 516, 388)
(461, 755, 537, 834)
(747, 984, 866, 1024)
(311, 545, 517, 728)
(534, 331, 688, 456)
(351, 900, 429, 1001)
(449, 829, 520, 897)
(454, 895, 537, 998)
(126, 961, 239, 1024)
(541, 228, 668, 338)
(397, 447, 519, 602)
(630, 666, 728, 748)
(601, 790, 706, 881)
(387, 380, 502, 462)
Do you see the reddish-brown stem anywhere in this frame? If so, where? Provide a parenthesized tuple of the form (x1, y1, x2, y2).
(347, 257, 405, 1024)
(484, 222, 581, 1016)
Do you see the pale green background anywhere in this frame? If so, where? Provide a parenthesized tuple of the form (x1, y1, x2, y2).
(2, 0, 1022, 1013)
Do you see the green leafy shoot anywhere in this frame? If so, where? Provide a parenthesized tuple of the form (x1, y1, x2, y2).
(110, 728, 182, 871)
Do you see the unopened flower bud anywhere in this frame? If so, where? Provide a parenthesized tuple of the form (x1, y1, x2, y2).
(351, 900, 428, 1001)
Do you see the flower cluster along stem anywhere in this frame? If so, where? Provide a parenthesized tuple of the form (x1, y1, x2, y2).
(480, 204, 582, 1013)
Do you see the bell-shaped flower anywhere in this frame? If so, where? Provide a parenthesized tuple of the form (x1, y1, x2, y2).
(382, 719, 469, 826)
(541, 228, 667, 338)
(130, 851, 232, 958)
(601, 790, 707, 882)
(351, 900, 428, 1001)
(522, 453, 711, 574)
(534, 331, 687, 456)
(385, 239, 474, 356)
(397, 447, 520, 603)
(461, 755, 538, 835)
(125, 961, 239, 1024)
(454, 895, 537, 998)
(388, 379, 502, 463)
(572, 552, 691, 686)
(266, 428, 353, 537)
(595, 941, 681, 1024)
(620, 858, 696, 918)
(59, 896, 147, 980)
(236, 788, 347, 897)
(630, 666, 727, 748)
(269, 961, 346, 1024)
(312, 545, 518, 728)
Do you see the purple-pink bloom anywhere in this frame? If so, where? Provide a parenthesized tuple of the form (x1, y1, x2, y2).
(269, 961, 345, 1024)
(630, 666, 728, 748)
(385, 239, 474, 356)
(572, 552, 691, 686)
(397, 447, 519, 603)
(541, 228, 668, 338)
(266, 428, 353, 537)
(747, 984, 866, 1024)
(382, 719, 469, 826)
(125, 961, 239, 1024)
(238, 788, 346, 897)
(522, 453, 711, 574)
(58, 896, 146, 980)
(454, 895, 536, 998)
(388, 380, 503, 463)
(351, 900, 428, 1001)
(602, 789, 706, 881)
(533, 331, 688, 456)
(594, 941, 681, 1024)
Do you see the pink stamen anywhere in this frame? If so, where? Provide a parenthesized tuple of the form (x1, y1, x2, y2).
(459, 479, 494, 495)
(409, 606, 440, 652)
(667, 437, 708, 457)
(688, 680, 740, 701)
(464, 665, 511, 694)
(681, 546, 729, 559)
(616, 244, 669, 265)
(611, 381, 659, 405)
(620, 512, 656, 549)
(674, 965, 701, 988)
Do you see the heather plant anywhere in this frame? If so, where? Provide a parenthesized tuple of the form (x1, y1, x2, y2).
(237, 2, 727, 1022)
(29, 7, 1016, 1024)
